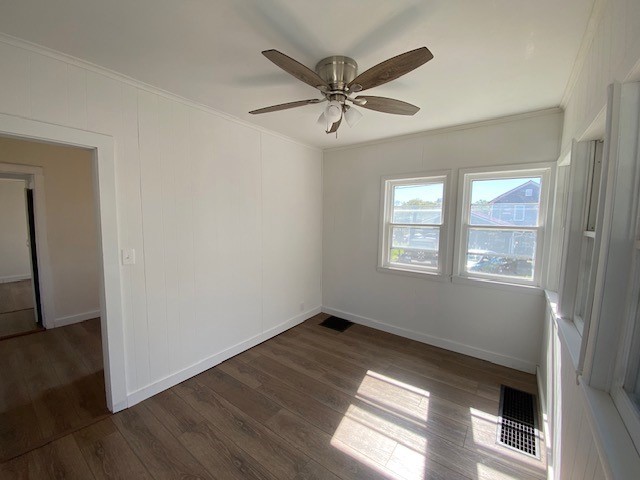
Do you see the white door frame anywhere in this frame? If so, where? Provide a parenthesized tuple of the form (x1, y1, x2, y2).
(0, 113, 127, 412)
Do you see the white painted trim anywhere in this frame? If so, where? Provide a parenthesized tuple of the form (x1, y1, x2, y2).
(580, 383, 640, 480)
(0, 33, 319, 154)
(0, 274, 31, 283)
(322, 306, 537, 373)
(54, 310, 100, 328)
(0, 161, 55, 329)
(325, 108, 563, 153)
(0, 113, 127, 413)
(126, 306, 322, 407)
(451, 275, 544, 296)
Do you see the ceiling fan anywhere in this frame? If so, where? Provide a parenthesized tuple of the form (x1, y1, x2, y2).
(249, 47, 433, 134)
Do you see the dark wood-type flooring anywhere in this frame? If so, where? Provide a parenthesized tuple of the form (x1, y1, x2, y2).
(0, 280, 39, 339)
(0, 314, 547, 479)
(0, 318, 108, 463)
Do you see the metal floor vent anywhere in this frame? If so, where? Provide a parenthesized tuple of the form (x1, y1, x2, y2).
(497, 385, 540, 458)
(319, 316, 354, 332)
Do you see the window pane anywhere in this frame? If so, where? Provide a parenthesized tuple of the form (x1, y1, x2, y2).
(575, 236, 594, 323)
(466, 228, 536, 280)
(470, 177, 541, 227)
(390, 226, 440, 269)
(392, 183, 443, 225)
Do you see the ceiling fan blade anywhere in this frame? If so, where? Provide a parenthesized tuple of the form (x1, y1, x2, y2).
(327, 116, 342, 134)
(249, 98, 321, 114)
(348, 47, 433, 92)
(356, 96, 420, 115)
(262, 49, 329, 90)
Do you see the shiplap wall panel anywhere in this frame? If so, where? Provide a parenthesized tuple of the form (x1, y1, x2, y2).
(158, 97, 184, 375)
(65, 64, 87, 130)
(206, 114, 262, 351)
(118, 84, 149, 393)
(190, 108, 219, 363)
(0, 37, 322, 401)
(171, 101, 194, 372)
(561, 0, 640, 152)
(0, 42, 29, 117)
(28, 53, 68, 125)
(261, 134, 323, 332)
(138, 90, 169, 383)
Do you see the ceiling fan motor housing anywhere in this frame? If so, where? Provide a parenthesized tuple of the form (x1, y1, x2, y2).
(315, 56, 358, 91)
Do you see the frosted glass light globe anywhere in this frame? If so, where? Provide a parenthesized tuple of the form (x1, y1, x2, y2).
(324, 101, 343, 123)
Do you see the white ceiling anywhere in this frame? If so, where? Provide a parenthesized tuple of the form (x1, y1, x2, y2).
(0, 0, 594, 149)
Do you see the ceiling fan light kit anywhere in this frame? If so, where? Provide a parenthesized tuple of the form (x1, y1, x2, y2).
(249, 47, 433, 136)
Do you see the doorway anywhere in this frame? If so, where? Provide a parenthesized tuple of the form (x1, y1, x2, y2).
(0, 137, 114, 461)
(0, 177, 43, 339)
(0, 113, 127, 414)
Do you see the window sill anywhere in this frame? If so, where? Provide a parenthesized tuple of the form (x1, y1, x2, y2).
(376, 266, 450, 283)
(451, 275, 544, 295)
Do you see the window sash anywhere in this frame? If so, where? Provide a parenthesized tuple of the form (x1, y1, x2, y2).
(380, 173, 449, 275)
(460, 224, 543, 285)
(456, 166, 552, 287)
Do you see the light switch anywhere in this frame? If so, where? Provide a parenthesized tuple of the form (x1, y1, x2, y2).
(122, 248, 136, 265)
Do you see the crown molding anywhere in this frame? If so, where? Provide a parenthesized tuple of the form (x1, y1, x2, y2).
(0, 32, 320, 153)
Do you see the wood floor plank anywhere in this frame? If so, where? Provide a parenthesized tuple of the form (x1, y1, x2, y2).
(146, 389, 279, 480)
(74, 418, 153, 479)
(265, 408, 397, 480)
(112, 403, 213, 479)
(29, 434, 95, 480)
(174, 377, 313, 480)
(228, 353, 468, 449)
(195, 367, 281, 423)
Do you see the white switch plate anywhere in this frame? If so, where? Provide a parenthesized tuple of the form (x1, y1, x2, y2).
(121, 248, 136, 265)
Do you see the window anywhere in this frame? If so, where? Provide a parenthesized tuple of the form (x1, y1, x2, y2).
(379, 173, 449, 276)
(514, 204, 525, 222)
(455, 165, 552, 287)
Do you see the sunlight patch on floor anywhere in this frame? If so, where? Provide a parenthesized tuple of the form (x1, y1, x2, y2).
(330, 370, 431, 479)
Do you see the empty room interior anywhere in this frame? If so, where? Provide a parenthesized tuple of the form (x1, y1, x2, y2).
(0, 1, 639, 479)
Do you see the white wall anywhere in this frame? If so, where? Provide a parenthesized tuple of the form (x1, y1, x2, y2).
(323, 110, 563, 373)
(0, 138, 100, 324)
(561, 0, 640, 151)
(0, 178, 31, 282)
(542, 0, 640, 477)
(0, 36, 322, 403)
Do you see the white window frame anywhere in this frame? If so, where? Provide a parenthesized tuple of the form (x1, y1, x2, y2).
(573, 141, 603, 335)
(453, 163, 554, 289)
(378, 170, 452, 279)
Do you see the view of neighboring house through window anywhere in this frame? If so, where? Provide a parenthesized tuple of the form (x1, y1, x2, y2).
(380, 173, 448, 275)
(457, 166, 551, 286)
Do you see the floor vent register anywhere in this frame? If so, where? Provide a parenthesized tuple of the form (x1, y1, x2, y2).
(497, 385, 540, 458)
(320, 316, 354, 332)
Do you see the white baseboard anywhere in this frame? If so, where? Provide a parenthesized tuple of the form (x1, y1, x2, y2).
(0, 274, 31, 283)
(322, 306, 537, 373)
(126, 306, 322, 408)
(54, 310, 101, 328)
